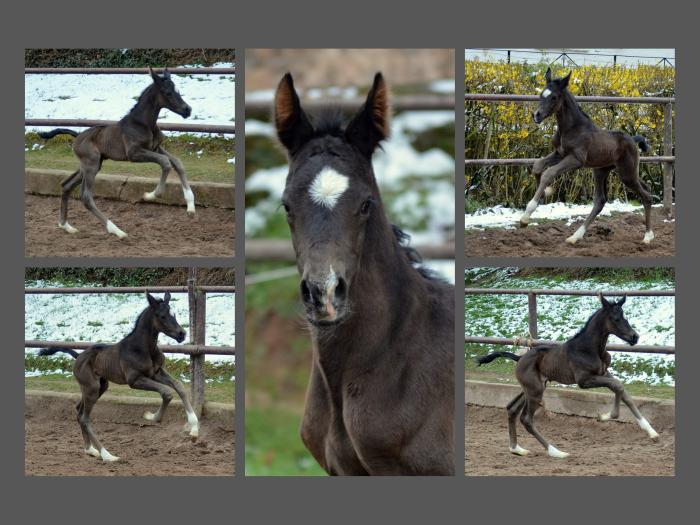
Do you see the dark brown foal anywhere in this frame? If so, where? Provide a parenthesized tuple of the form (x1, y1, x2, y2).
(38, 292, 199, 462)
(478, 294, 659, 458)
(520, 68, 654, 245)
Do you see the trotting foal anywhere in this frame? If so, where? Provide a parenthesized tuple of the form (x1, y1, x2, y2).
(39, 68, 196, 238)
(38, 292, 199, 462)
(520, 67, 655, 245)
(477, 294, 659, 458)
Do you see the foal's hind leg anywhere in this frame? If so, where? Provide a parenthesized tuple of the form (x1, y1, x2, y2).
(79, 159, 128, 238)
(58, 169, 83, 233)
(77, 382, 119, 461)
(507, 392, 529, 455)
(618, 155, 655, 244)
(566, 166, 613, 244)
(520, 395, 569, 458)
(598, 372, 621, 421)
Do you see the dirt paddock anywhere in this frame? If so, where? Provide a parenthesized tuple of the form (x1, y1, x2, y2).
(25, 394, 235, 476)
(465, 404, 675, 476)
(25, 194, 235, 258)
(465, 207, 675, 257)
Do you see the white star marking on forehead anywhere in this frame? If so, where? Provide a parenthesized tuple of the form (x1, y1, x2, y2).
(308, 167, 349, 209)
(542, 88, 552, 98)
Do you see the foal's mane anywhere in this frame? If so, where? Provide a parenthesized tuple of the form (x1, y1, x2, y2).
(128, 82, 159, 113)
(562, 89, 593, 123)
(124, 304, 153, 338)
(571, 306, 604, 340)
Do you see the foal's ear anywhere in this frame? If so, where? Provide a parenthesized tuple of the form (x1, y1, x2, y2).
(163, 291, 171, 304)
(146, 292, 158, 308)
(599, 292, 610, 308)
(274, 73, 314, 155)
(545, 67, 552, 83)
(560, 71, 572, 88)
(162, 68, 171, 80)
(149, 67, 161, 83)
(345, 72, 390, 157)
(617, 295, 626, 306)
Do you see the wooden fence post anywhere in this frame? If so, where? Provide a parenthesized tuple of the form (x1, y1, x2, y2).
(527, 292, 538, 339)
(663, 102, 674, 218)
(187, 268, 206, 417)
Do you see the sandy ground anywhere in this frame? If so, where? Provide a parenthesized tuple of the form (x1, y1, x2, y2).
(25, 395, 235, 476)
(465, 405, 674, 476)
(465, 208, 674, 257)
(25, 194, 235, 258)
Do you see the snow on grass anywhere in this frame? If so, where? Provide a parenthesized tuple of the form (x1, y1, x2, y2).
(25, 63, 235, 135)
(465, 269, 675, 385)
(25, 280, 235, 375)
(465, 200, 661, 230)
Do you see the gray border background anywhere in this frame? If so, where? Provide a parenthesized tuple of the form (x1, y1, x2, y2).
(5, 0, 694, 522)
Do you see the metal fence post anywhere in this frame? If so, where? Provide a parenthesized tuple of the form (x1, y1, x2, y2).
(188, 268, 206, 416)
(663, 102, 674, 217)
(527, 292, 538, 339)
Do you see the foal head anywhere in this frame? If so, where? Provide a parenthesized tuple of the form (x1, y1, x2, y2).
(274, 72, 391, 327)
(148, 68, 192, 118)
(533, 67, 572, 124)
(146, 292, 186, 343)
(598, 293, 639, 345)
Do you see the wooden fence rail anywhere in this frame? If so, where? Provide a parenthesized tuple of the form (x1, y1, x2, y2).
(464, 287, 675, 354)
(24, 269, 235, 414)
(25, 67, 235, 75)
(464, 92, 676, 215)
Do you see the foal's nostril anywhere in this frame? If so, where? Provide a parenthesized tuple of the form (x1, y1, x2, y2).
(300, 279, 313, 305)
(335, 277, 347, 302)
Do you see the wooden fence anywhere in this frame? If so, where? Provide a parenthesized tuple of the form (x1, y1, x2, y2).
(464, 93, 676, 215)
(25, 269, 235, 414)
(464, 287, 675, 354)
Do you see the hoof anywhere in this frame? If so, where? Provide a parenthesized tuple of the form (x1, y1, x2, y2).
(599, 412, 613, 421)
(142, 191, 157, 201)
(143, 411, 158, 422)
(85, 445, 101, 458)
(519, 220, 529, 228)
(100, 447, 120, 462)
(187, 207, 196, 217)
(643, 231, 655, 244)
(106, 220, 127, 239)
(547, 445, 569, 459)
(649, 430, 660, 441)
(59, 222, 79, 234)
(565, 235, 578, 245)
(509, 444, 531, 456)
(544, 186, 554, 198)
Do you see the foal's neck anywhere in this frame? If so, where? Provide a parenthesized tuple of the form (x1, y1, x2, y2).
(556, 91, 590, 133)
(129, 85, 162, 128)
(580, 309, 610, 355)
(129, 309, 160, 351)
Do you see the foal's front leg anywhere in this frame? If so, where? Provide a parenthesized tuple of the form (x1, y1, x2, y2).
(153, 369, 199, 438)
(126, 146, 191, 212)
(520, 155, 581, 227)
(155, 147, 196, 215)
(532, 151, 562, 200)
(578, 374, 659, 439)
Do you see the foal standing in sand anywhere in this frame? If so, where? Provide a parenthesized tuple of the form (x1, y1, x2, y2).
(38, 292, 199, 462)
(520, 68, 655, 245)
(477, 294, 659, 458)
(39, 68, 196, 238)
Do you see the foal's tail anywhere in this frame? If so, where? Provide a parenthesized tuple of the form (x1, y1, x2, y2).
(633, 135, 650, 153)
(37, 128, 79, 140)
(37, 347, 79, 358)
(475, 351, 521, 366)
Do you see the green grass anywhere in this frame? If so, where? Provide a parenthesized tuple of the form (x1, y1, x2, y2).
(245, 405, 326, 476)
(25, 374, 234, 404)
(25, 133, 234, 184)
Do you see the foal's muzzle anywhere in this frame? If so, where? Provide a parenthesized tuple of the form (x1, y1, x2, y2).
(533, 111, 543, 124)
(178, 104, 192, 118)
(627, 332, 640, 346)
(300, 275, 348, 326)
(174, 329, 186, 343)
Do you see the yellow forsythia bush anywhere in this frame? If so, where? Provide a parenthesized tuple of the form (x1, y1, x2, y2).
(465, 60, 675, 208)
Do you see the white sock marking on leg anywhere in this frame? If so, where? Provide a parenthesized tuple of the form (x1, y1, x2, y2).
(643, 230, 655, 244)
(85, 445, 100, 458)
(637, 417, 659, 439)
(509, 444, 531, 456)
(59, 222, 79, 234)
(183, 187, 195, 214)
(544, 186, 554, 198)
(143, 190, 157, 201)
(100, 447, 119, 462)
(520, 199, 538, 224)
(547, 444, 569, 458)
(144, 411, 156, 421)
(309, 167, 349, 209)
(566, 224, 586, 244)
(599, 412, 612, 421)
(186, 410, 199, 437)
(106, 221, 127, 239)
